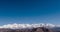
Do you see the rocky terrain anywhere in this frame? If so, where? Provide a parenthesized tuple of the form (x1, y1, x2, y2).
(0, 27, 54, 32)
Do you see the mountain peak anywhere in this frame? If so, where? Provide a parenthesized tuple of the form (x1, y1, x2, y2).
(0, 23, 57, 29)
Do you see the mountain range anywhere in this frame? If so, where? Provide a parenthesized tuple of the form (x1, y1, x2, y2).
(0, 23, 60, 32)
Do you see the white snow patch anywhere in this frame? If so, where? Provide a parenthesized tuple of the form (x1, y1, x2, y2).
(0, 23, 57, 29)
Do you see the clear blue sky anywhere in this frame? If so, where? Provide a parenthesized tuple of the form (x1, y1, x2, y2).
(0, 0, 60, 25)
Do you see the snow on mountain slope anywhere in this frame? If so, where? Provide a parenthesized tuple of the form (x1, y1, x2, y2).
(0, 23, 57, 29)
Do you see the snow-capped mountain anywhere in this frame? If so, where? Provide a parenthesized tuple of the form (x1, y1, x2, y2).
(0, 23, 57, 29)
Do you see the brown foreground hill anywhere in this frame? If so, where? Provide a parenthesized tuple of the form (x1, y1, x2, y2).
(0, 27, 54, 32)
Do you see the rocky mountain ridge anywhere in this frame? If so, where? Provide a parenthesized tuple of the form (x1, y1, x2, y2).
(0, 23, 60, 32)
(0, 27, 54, 32)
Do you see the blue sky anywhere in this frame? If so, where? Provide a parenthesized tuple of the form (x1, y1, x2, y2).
(0, 0, 60, 25)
